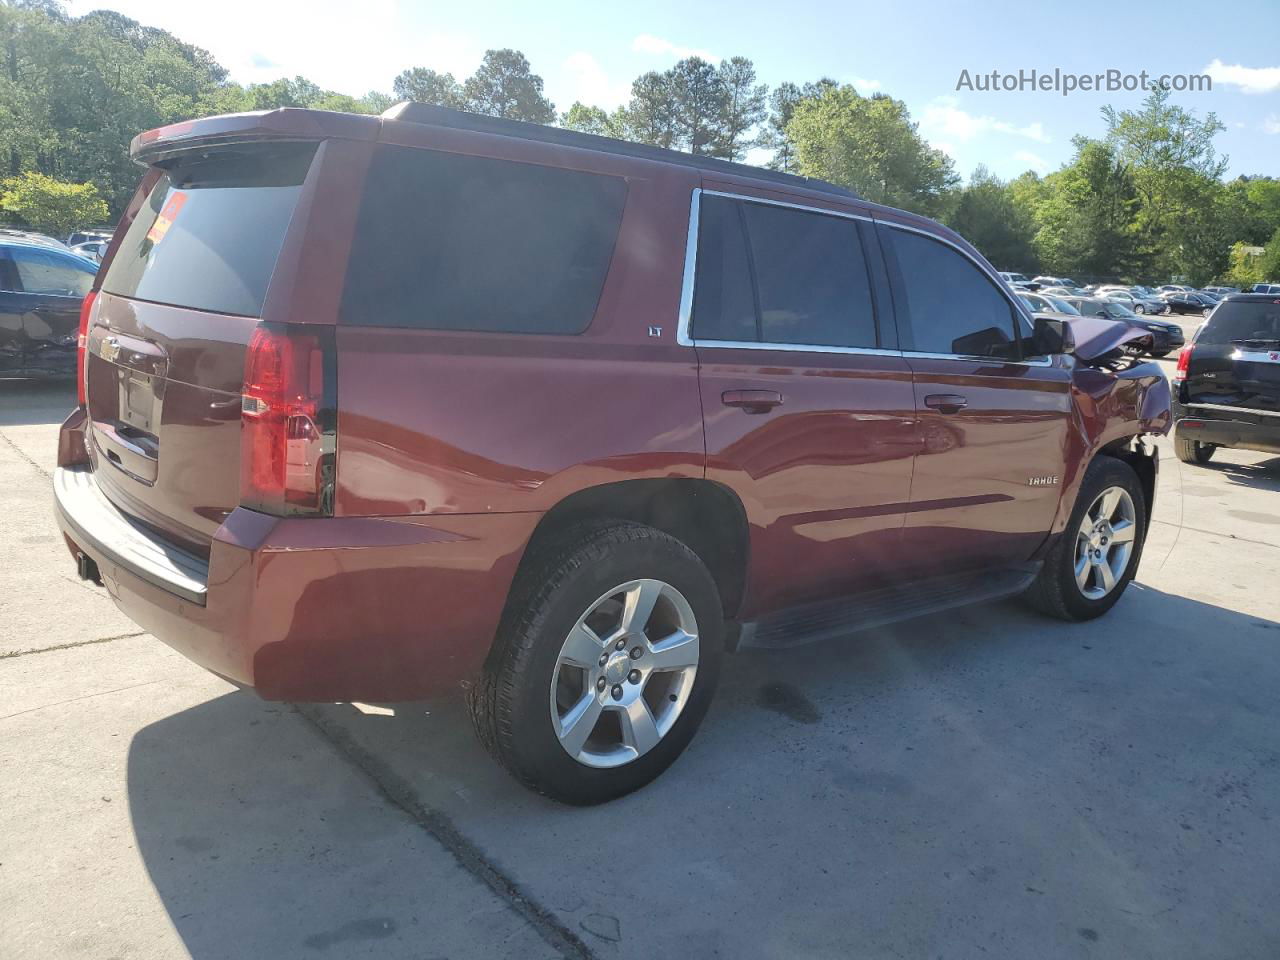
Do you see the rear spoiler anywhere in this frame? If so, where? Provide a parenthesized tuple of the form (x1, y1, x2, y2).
(131, 108, 380, 165)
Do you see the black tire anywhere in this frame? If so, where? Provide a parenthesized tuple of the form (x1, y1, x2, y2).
(1134, 304, 1146, 314)
(469, 521, 723, 805)
(1174, 433, 1215, 464)
(1023, 456, 1147, 622)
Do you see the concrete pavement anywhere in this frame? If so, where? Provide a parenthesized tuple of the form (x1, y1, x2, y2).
(2, 371, 1278, 960)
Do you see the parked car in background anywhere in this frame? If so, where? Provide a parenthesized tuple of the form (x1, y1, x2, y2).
(0, 236, 97, 377)
(1245, 283, 1280, 295)
(1018, 291, 1080, 316)
(53, 104, 1172, 804)
(0, 228, 70, 250)
(66, 229, 114, 247)
(1096, 286, 1168, 315)
(1033, 275, 1078, 288)
(1172, 293, 1280, 464)
(1157, 284, 1194, 295)
(1203, 286, 1239, 297)
(1161, 291, 1216, 317)
(998, 271, 1030, 285)
(69, 240, 108, 263)
(1064, 296, 1186, 356)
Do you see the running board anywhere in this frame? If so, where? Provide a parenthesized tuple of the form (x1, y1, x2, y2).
(737, 565, 1040, 650)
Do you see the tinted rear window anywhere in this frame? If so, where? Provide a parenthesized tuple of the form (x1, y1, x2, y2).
(340, 145, 627, 334)
(691, 194, 879, 349)
(1199, 300, 1280, 344)
(102, 142, 314, 317)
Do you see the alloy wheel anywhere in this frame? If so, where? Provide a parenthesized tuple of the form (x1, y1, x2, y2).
(1074, 486, 1137, 600)
(550, 579, 699, 768)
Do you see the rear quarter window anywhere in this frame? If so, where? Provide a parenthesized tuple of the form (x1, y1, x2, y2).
(102, 142, 315, 317)
(340, 145, 627, 334)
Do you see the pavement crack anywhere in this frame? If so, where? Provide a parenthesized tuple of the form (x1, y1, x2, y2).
(0, 677, 168, 721)
(294, 704, 599, 960)
(0, 632, 145, 661)
(0, 429, 52, 478)
(1152, 517, 1280, 551)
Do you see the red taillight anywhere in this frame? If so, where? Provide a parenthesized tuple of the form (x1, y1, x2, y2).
(240, 325, 333, 516)
(1173, 345, 1193, 381)
(76, 290, 98, 407)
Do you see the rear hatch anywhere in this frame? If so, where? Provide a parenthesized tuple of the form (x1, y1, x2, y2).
(85, 141, 317, 555)
(1184, 298, 1280, 415)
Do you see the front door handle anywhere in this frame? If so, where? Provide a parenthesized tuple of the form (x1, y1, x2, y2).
(924, 393, 967, 414)
(722, 389, 783, 414)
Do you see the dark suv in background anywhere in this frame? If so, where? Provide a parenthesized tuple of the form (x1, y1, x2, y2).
(55, 105, 1170, 803)
(1, 236, 97, 377)
(1172, 293, 1280, 463)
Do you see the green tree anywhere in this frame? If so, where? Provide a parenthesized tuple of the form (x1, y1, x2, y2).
(667, 57, 722, 155)
(1, 171, 108, 235)
(713, 57, 767, 160)
(623, 71, 678, 148)
(760, 78, 837, 171)
(1029, 138, 1141, 280)
(945, 166, 1038, 272)
(1225, 241, 1265, 289)
(787, 85, 956, 215)
(462, 48, 554, 123)
(560, 101, 628, 138)
(392, 67, 463, 108)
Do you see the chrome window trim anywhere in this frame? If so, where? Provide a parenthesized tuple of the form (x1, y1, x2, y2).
(675, 187, 892, 356)
(676, 186, 1054, 367)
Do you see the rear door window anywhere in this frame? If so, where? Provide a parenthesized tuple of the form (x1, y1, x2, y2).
(691, 194, 880, 349)
(341, 145, 627, 334)
(102, 142, 315, 317)
(9, 246, 94, 297)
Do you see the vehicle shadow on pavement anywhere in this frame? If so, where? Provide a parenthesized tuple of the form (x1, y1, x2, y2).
(0, 378, 74, 426)
(1200, 456, 1280, 492)
(127, 584, 1280, 959)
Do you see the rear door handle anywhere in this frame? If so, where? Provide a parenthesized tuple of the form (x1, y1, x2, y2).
(924, 394, 967, 414)
(722, 389, 783, 414)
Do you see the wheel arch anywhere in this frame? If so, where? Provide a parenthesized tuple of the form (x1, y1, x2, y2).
(1094, 435, 1157, 532)
(510, 478, 751, 623)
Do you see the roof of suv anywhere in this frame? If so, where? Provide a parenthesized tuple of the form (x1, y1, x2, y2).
(132, 102, 859, 202)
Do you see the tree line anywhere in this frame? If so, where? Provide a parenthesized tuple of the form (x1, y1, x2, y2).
(3, 0, 1278, 284)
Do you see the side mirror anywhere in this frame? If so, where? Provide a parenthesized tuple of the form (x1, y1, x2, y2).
(1031, 316, 1075, 356)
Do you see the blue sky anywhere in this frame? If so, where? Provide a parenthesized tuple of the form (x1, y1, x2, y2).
(69, 0, 1280, 180)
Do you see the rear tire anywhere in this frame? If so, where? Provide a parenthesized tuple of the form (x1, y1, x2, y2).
(469, 522, 723, 805)
(1023, 456, 1147, 622)
(1174, 433, 1216, 464)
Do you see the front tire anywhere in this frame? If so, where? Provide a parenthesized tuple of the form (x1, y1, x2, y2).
(1134, 304, 1146, 314)
(1023, 456, 1147, 622)
(469, 522, 723, 805)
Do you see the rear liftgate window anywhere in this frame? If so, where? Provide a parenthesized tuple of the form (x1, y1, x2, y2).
(103, 142, 316, 317)
(341, 145, 628, 334)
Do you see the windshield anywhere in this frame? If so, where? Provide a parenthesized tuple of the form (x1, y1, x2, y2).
(1048, 296, 1079, 314)
(1102, 302, 1135, 318)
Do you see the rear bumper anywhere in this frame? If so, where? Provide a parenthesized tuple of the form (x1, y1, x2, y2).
(53, 459, 540, 701)
(1173, 402, 1280, 455)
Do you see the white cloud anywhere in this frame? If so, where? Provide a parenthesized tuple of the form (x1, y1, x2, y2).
(850, 75, 881, 92)
(1012, 150, 1049, 174)
(920, 98, 1050, 144)
(561, 52, 632, 110)
(631, 33, 717, 62)
(1264, 115, 1280, 135)
(65, 0, 482, 94)
(1204, 59, 1280, 94)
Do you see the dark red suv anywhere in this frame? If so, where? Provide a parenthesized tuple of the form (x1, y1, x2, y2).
(55, 104, 1171, 803)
